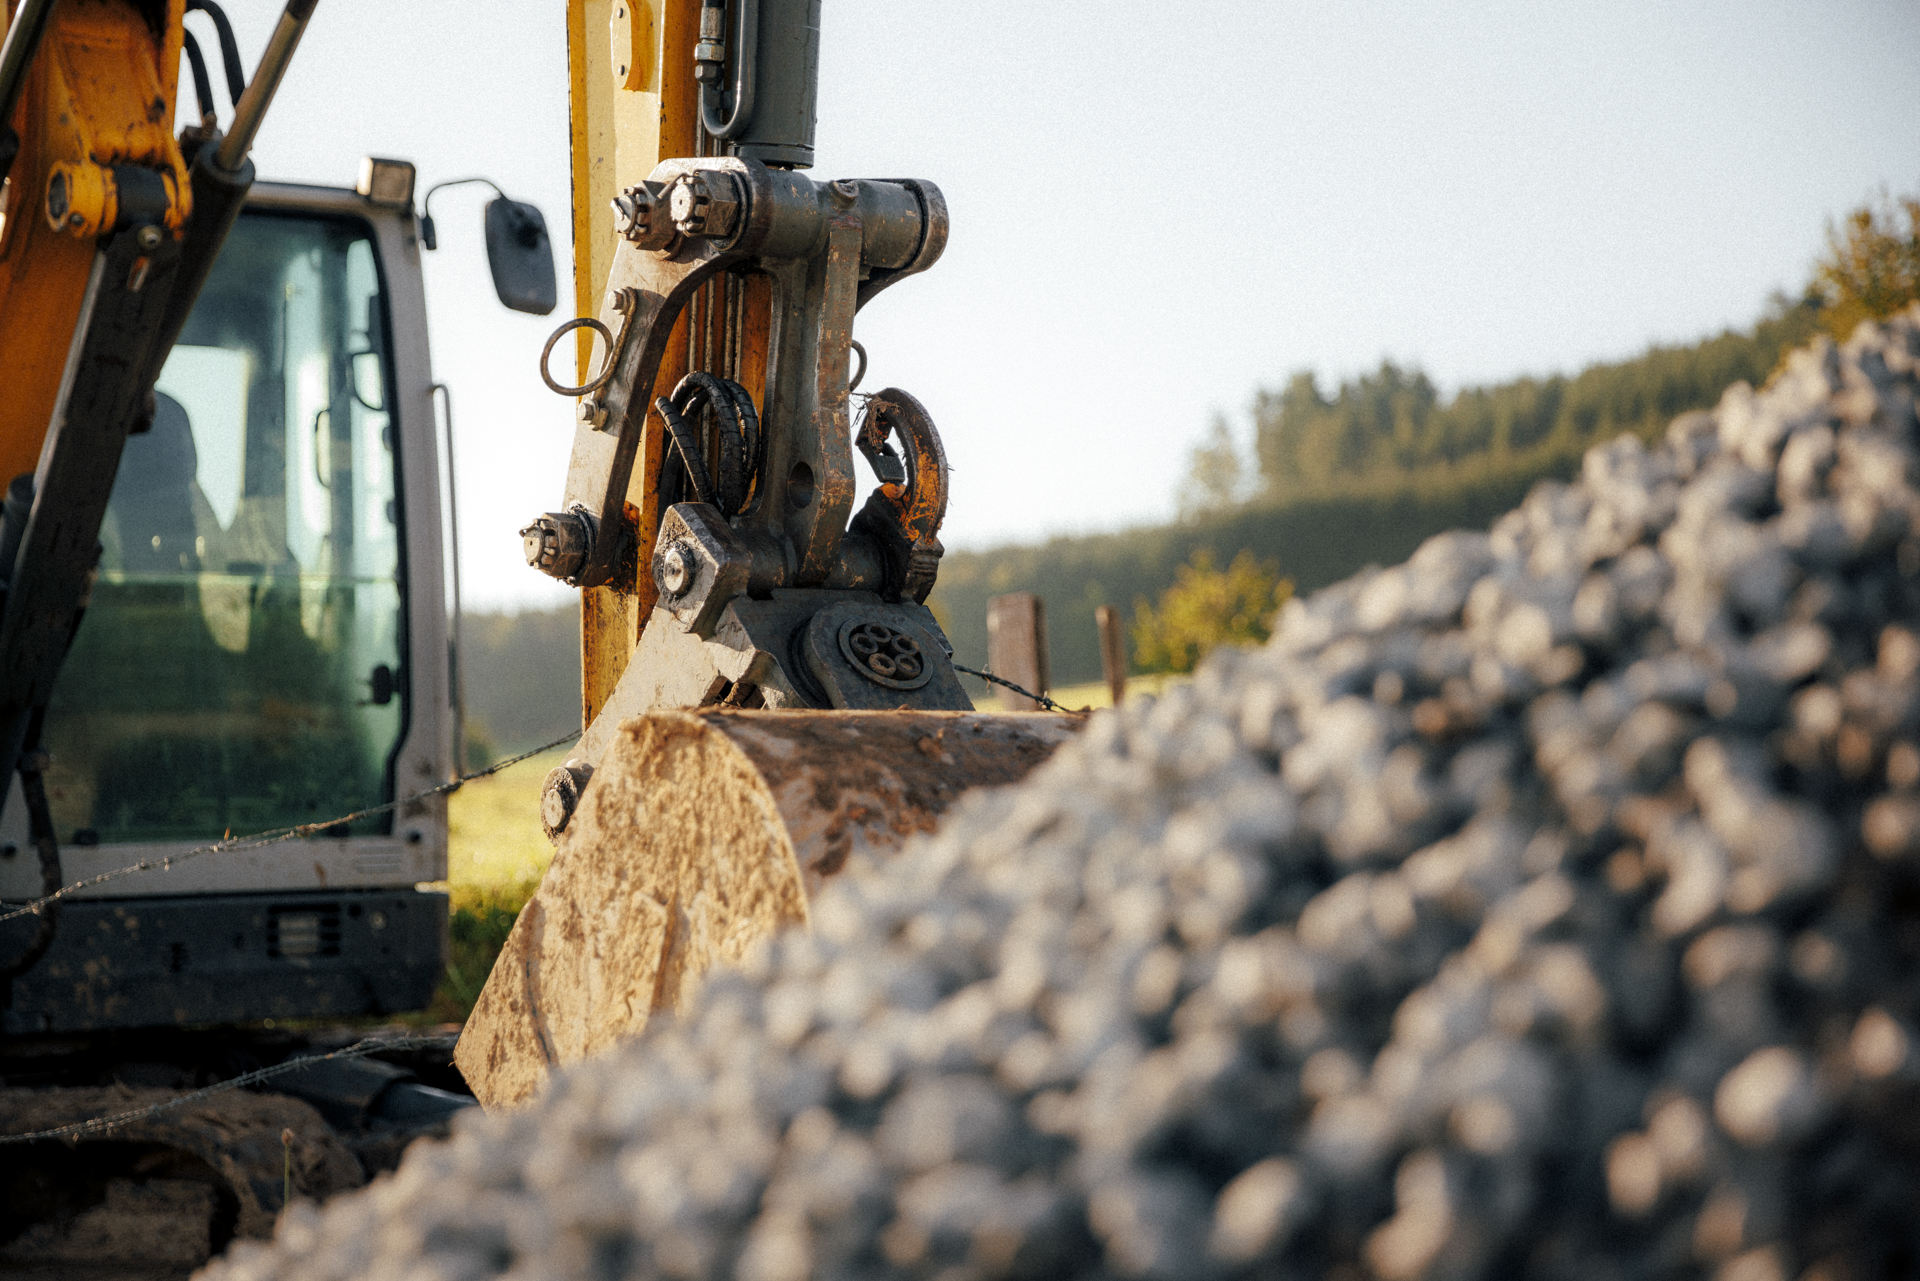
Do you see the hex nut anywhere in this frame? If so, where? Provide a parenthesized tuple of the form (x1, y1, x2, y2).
(668, 172, 741, 240)
(612, 183, 676, 250)
(520, 509, 596, 582)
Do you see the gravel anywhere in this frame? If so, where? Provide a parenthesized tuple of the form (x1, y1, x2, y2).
(204, 309, 1920, 1281)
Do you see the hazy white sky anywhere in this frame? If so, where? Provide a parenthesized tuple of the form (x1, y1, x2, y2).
(213, 0, 1920, 610)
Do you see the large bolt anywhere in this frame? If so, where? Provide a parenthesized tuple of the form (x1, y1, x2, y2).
(540, 759, 594, 841)
(668, 173, 740, 240)
(657, 540, 697, 597)
(520, 509, 596, 583)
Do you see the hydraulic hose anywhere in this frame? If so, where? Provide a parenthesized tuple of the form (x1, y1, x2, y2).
(654, 374, 760, 517)
(697, 0, 758, 141)
(185, 0, 248, 106)
(180, 31, 216, 127)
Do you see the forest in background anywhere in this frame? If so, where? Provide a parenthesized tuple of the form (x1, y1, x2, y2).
(933, 293, 1824, 689)
(459, 607, 579, 756)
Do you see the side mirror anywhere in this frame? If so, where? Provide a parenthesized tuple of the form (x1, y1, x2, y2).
(484, 198, 557, 316)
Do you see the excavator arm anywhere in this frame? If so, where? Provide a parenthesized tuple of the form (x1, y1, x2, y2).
(0, 0, 190, 482)
(0, 0, 316, 977)
(455, 0, 1084, 1109)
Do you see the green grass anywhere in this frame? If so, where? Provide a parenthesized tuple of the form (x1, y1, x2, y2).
(418, 747, 567, 1024)
(981, 672, 1188, 712)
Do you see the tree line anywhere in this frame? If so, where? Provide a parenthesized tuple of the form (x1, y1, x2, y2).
(957, 185, 1920, 687)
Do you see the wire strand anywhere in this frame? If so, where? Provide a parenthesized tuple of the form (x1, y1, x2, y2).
(952, 663, 1071, 713)
(0, 733, 579, 926)
(0, 1034, 460, 1145)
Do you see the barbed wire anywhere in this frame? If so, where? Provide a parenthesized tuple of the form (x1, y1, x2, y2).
(0, 1033, 462, 1145)
(951, 663, 1072, 713)
(0, 732, 580, 926)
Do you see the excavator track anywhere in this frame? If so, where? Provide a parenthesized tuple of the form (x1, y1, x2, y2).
(0, 1028, 472, 1277)
(0, 1085, 359, 1275)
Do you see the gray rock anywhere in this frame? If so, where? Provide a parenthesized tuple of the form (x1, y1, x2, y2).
(202, 311, 1920, 1281)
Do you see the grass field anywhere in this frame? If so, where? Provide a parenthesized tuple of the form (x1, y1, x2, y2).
(999, 673, 1185, 711)
(421, 747, 566, 1023)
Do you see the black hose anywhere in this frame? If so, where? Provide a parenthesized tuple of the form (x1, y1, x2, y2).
(185, 0, 247, 106)
(654, 374, 760, 517)
(655, 395, 718, 508)
(722, 380, 761, 492)
(685, 373, 748, 512)
(0, 751, 61, 983)
(180, 30, 216, 126)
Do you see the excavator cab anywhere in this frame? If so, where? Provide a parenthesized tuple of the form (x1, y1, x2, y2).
(55, 207, 404, 845)
(0, 180, 455, 1034)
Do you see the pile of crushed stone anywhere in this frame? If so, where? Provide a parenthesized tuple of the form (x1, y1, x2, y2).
(205, 309, 1920, 1281)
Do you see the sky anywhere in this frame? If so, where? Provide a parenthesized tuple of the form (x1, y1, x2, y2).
(208, 0, 1920, 611)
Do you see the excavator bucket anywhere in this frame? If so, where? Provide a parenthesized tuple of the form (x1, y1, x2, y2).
(456, 709, 1079, 1108)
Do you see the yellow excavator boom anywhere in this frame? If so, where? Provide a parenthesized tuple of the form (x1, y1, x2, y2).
(0, 0, 191, 482)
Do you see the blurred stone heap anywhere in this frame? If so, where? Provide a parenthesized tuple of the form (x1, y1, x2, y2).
(206, 308, 1920, 1281)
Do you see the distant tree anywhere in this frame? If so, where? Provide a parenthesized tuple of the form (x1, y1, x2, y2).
(1131, 549, 1292, 674)
(1815, 189, 1920, 341)
(1251, 371, 1329, 497)
(1176, 413, 1248, 518)
(463, 714, 500, 773)
(1245, 297, 1820, 503)
(1252, 362, 1439, 497)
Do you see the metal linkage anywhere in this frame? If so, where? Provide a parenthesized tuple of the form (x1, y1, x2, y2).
(527, 160, 947, 593)
(522, 114, 961, 770)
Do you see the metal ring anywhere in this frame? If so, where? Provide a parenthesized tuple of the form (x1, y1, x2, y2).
(848, 339, 867, 393)
(539, 317, 616, 397)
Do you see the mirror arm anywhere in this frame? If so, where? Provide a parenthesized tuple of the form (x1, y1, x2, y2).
(419, 175, 507, 251)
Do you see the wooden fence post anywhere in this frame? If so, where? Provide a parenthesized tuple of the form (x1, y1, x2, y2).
(986, 592, 1049, 711)
(1095, 604, 1127, 705)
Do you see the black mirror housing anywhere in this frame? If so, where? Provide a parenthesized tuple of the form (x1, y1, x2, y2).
(483, 198, 557, 315)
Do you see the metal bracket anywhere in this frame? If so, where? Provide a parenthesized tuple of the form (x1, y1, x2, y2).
(849, 387, 948, 604)
(532, 158, 948, 598)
